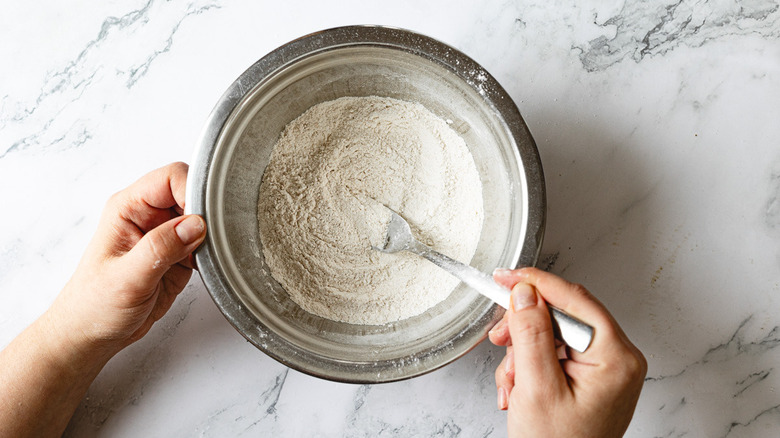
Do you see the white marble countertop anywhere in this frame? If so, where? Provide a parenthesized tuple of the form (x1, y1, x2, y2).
(2, 1, 779, 436)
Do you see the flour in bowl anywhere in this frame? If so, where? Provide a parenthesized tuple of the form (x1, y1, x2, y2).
(257, 96, 483, 324)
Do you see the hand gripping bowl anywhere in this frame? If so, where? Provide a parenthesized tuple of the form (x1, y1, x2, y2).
(186, 25, 546, 383)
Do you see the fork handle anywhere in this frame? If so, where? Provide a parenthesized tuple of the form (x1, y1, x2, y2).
(409, 241, 593, 353)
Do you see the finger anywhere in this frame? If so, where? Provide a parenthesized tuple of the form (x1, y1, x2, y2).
(188, 253, 197, 270)
(149, 266, 193, 322)
(127, 162, 189, 210)
(497, 386, 508, 411)
(122, 214, 206, 291)
(504, 346, 515, 381)
(490, 268, 526, 346)
(513, 267, 629, 354)
(493, 268, 522, 289)
(178, 254, 196, 270)
(114, 162, 190, 232)
(507, 282, 568, 391)
(556, 343, 569, 360)
(495, 354, 514, 390)
(495, 354, 514, 410)
(488, 314, 511, 346)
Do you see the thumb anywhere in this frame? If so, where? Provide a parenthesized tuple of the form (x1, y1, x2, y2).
(124, 214, 206, 289)
(507, 282, 567, 390)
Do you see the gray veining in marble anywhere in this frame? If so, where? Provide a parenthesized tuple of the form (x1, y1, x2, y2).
(577, 0, 780, 72)
(0, 0, 222, 159)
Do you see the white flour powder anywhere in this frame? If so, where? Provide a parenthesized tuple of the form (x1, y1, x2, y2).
(257, 96, 483, 324)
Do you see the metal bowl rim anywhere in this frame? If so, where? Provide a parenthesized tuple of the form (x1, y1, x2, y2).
(185, 25, 546, 383)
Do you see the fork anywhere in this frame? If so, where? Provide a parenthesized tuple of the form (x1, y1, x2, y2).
(373, 206, 594, 353)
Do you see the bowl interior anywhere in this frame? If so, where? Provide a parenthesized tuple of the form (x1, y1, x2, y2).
(203, 41, 534, 382)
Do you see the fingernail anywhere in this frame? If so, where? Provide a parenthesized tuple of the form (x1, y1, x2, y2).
(175, 215, 205, 245)
(497, 387, 508, 410)
(504, 348, 514, 375)
(488, 318, 505, 336)
(512, 283, 536, 311)
(493, 268, 512, 277)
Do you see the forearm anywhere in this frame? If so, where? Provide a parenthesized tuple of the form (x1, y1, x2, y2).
(0, 163, 205, 437)
(0, 310, 115, 438)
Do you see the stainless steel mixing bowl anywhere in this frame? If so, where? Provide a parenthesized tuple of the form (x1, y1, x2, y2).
(186, 25, 545, 383)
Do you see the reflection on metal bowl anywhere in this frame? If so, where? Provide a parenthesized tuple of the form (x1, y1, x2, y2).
(185, 25, 545, 383)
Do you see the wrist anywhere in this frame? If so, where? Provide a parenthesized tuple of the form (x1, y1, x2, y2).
(36, 306, 119, 376)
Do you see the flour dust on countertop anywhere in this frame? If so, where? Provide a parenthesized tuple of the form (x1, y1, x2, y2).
(257, 96, 483, 324)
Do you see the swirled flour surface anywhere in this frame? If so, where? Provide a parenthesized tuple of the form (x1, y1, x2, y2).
(257, 96, 483, 324)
